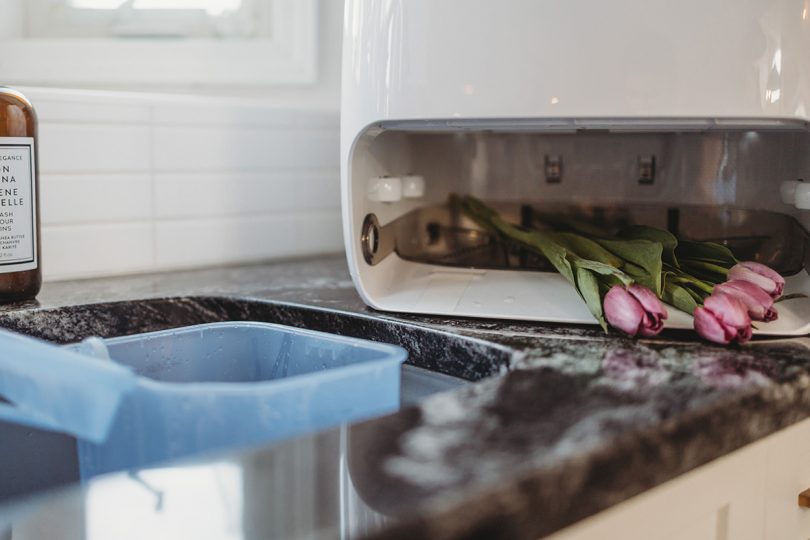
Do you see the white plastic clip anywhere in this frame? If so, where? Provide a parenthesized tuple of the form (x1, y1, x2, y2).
(795, 184, 810, 210)
(402, 175, 426, 198)
(783, 180, 810, 210)
(781, 180, 800, 205)
(367, 176, 403, 202)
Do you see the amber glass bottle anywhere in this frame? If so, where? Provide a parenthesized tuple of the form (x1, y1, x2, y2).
(0, 88, 40, 302)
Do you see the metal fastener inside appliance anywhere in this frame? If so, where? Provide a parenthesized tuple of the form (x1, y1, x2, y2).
(638, 155, 656, 184)
(361, 214, 380, 264)
(544, 155, 562, 183)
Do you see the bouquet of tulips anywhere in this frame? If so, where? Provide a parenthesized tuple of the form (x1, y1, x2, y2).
(455, 195, 786, 345)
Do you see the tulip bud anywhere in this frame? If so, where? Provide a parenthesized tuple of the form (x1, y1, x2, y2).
(727, 261, 785, 299)
(604, 284, 668, 337)
(714, 280, 777, 322)
(693, 293, 753, 345)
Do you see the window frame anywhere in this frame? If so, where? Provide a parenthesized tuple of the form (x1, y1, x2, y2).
(0, 0, 318, 87)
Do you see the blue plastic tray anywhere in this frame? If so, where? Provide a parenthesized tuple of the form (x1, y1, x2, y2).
(64, 322, 407, 479)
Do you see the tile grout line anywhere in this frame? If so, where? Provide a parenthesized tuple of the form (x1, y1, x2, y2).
(148, 103, 158, 269)
(39, 167, 339, 176)
(39, 117, 338, 131)
(41, 208, 342, 228)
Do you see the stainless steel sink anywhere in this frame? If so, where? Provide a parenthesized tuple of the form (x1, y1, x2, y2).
(0, 296, 506, 503)
(401, 364, 467, 407)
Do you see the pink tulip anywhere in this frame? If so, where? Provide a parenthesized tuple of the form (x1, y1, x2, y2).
(604, 284, 668, 337)
(714, 279, 777, 322)
(727, 261, 785, 299)
(693, 293, 753, 345)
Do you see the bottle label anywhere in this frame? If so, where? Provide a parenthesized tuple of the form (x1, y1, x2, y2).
(0, 137, 37, 273)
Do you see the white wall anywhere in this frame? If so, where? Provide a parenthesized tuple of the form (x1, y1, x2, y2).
(24, 88, 342, 282)
(4, 0, 346, 281)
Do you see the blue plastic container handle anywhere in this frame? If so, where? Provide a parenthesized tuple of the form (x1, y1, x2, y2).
(0, 329, 136, 443)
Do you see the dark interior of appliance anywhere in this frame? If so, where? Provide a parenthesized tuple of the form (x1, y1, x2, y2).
(360, 125, 810, 276)
(365, 202, 809, 276)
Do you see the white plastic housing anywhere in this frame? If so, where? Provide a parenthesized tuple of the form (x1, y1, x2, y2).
(341, 0, 810, 335)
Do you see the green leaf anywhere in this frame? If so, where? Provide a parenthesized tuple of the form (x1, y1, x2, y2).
(683, 285, 707, 303)
(620, 225, 679, 267)
(572, 257, 634, 285)
(575, 266, 607, 331)
(681, 260, 729, 274)
(679, 260, 729, 285)
(535, 213, 610, 239)
(546, 232, 624, 267)
(662, 281, 699, 314)
(457, 195, 635, 330)
(665, 267, 715, 295)
(676, 240, 737, 268)
(594, 238, 663, 295)
(458, 196, 578, 284)
(520, 231, 576, 284)
(623, 263, 659, 292)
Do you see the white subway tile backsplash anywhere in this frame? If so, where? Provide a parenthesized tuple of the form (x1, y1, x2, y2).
(295, 172, 341, 210)
(28, 88, 342, 281)
(151, 100, 339, 129)
(42, 222, 154, 280)
(39, 124, 152, 173)
(153, 126, 266, 171)
(22, 88, 153, 124)
(153, 210, 342, 269)
(293, 210, 344, 254)
(33, 100, 151, 125)
(291, 129, 340, 170)
(41, 173, 152, 225)
(153, 126, 337, 171)
(154, 214, 295, 268)
(154, 172, 298, 219)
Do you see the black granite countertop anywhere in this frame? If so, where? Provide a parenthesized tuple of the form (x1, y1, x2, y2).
(1, 255, 810, 540)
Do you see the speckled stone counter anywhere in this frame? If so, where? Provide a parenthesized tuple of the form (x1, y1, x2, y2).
(1, 255, 810, 540)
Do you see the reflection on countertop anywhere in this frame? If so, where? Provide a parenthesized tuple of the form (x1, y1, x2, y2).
(1, 255, 810, 540)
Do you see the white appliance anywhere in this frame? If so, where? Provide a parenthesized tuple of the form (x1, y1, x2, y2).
(340, 0, 810, 335)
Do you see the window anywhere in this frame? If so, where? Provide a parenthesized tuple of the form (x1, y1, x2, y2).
(27, 0, 260, 39)
(0, 0, 317, 87)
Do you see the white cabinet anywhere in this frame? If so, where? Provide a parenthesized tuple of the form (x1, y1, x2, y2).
(763, 419, 810, 539)
(548, 417, 810, 540)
